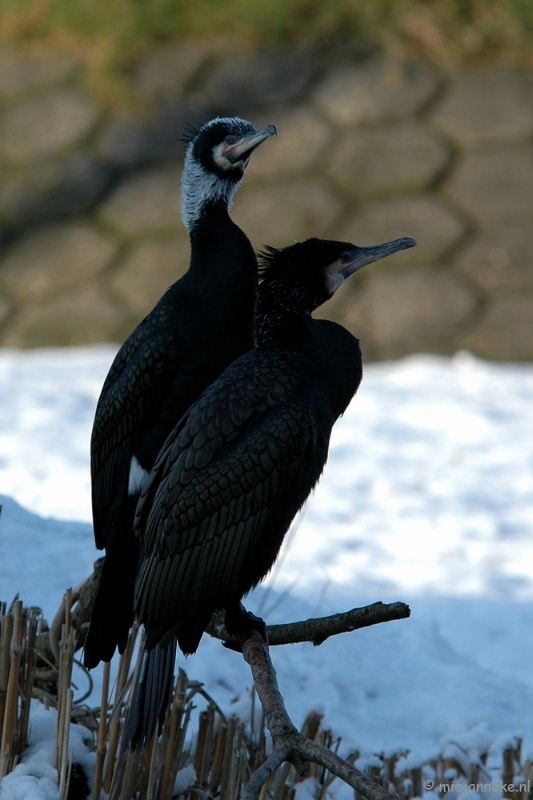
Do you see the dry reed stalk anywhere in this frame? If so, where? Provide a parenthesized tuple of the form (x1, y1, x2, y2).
(146, 725, 160, 800)
(220, 715, 237, 800)
(19, 612, 38, 752)
(148, 669, 197, 800)
(0, 600, 23, 779)
(210, 722, 228, 792)
(300, 711, 324, 785)
(194, 703, 215, 793)
(64, 589, 72, 635)
(382, 754, 397, 791)
(316, 734, 346, 800)
(58, 690, 73, 800)
(60, 753, 74, 800)
(221, 716, 246, 800)
(233, 737, 248, 799)
(164, 673, 195, 800)
(503, 745, 517, 799)
(0, 609, 14, 747)
(55, 629, 66, 769)
(159, 669, 187, 800)
(266, 759, 293, 800)
(110, 745, 141, 800)
(103, 623, 139, 793)
(93, 659, 111, 800)
(107, 736, 129, 798)
(158, 668, 188, 800)
(108, 631, 147, 800)
(521, 759, 533, 800)
(54, 617, 76, 790)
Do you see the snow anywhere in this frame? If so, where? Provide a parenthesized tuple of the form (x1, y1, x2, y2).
(0, 346, 533, 796)
(173, 764, 196, 795)
(0, 702, 95, 800)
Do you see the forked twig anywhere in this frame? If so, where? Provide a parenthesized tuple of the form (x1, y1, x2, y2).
(240, 631, 397, 800)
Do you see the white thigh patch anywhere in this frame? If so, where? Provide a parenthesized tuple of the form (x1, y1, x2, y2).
(128, 455, 149, 496)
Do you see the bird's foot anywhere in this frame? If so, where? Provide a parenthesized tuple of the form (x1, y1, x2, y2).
(223, 602, 268, 652)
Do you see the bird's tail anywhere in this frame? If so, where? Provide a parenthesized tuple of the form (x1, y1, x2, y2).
(83, 506, 140, 669)
(123, 638, 177, 751)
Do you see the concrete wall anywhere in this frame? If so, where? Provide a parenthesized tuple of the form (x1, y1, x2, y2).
(0, 43, 531, 361)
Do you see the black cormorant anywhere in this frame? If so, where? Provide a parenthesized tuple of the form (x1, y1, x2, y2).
(84, 117, 276, 669)
(125, 233, 416, 749)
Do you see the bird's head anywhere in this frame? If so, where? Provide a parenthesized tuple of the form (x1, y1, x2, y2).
(258, 236, 417, 313)
(255, 235, 416, 345)
(193, 117, 277, 179)
(181, 116, 276, 230)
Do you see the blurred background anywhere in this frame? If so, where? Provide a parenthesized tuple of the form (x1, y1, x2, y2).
(0, 0, 532, 361)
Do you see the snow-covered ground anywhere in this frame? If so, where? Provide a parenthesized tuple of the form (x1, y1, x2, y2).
(1, 346, 533, 795)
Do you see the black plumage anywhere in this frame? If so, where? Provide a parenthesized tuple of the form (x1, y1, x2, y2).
(125, 233, 416, 749)
(84, 117, 276, 669)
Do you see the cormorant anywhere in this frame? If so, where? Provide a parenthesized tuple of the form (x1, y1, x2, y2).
(84, 117, 276, 670)
(125, 233, 416, 749)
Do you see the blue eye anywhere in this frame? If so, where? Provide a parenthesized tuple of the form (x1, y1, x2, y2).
(224, 135, 236, 145)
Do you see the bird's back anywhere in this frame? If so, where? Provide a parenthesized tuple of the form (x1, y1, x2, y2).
(133, 324, 362, 654)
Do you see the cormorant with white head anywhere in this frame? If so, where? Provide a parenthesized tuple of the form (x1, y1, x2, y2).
(125, 233, 417, 749)
(84, 117, 276, 669)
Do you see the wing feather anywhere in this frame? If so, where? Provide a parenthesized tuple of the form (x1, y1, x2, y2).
(134, 353, 317, 638)
(91, 305, 180, 547)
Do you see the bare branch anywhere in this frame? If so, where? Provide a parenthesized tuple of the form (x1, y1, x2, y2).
(206, 601, 410, 647)
(240, 631, 399, 800)
(268, 601, 411, 645)
(299, 739, 391, 798)
(242, 747, 292, 800)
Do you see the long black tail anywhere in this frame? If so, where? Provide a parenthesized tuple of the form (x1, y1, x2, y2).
(83, 508, 140, 669)
(123, 638, 177, 751)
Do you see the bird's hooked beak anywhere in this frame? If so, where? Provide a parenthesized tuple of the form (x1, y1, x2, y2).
(223, 124, 277, 164)
(329, 236, 417, 291)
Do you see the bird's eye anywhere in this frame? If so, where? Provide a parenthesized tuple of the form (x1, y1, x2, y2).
(339, 251, 354, 264)
(224, 135, 236, 145)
